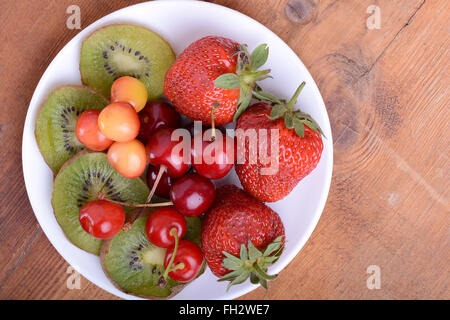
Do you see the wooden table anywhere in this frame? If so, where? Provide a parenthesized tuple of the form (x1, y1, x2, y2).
(0, 0, 448, 300)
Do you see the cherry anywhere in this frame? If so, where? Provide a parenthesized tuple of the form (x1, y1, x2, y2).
(75, 109, 113, 151)
(191, 130, 235, 180)
(138, 100, 181, 145)
(146, 127, 190, 178)
(107, 139, 147, 179)
(110, 76, 148, 112)
(169, 173, 216, 217)
(183, 122, 198, 137)
(145, 207, 186, 248)
(147, 164, 176, 198)
(79, 200, 125, 239)
(98, 102, 140, 142)
(163, 240, 203, 282)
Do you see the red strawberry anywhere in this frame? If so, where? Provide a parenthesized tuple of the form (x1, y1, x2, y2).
(201, 185, 285, 289)
(164, 36, 271, 126)
(236, 82, 324, 202)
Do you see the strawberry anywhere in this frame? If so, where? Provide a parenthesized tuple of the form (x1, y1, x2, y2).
(163, 36, 271, 126)
(201, 185, 285, 290)
(236, 82, 324, 202)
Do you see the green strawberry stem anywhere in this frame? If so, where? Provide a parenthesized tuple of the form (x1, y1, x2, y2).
(262, 81, 325, 138)
(286, 81, 306, 111)
(214, 43, 272, 121)
(242, 69, 271, 86)
(218, 235, 284, 291)
(253, 264, 277, 280)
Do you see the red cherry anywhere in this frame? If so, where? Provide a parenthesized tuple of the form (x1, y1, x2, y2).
(170, 173, 216, 217)
(75, 109, 113, 151)
(183, 122, 197, 137)
(146, 127, 190, 178)
(138, 101, 181, 145)
(146, 165, 176, 198)
(164, 240, 203, 282)
(79, 200, 125, 239)
(191, 131, 235, 179)
(145, 207, 187, 248)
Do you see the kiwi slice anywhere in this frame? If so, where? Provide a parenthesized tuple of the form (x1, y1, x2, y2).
(80, 24, 175, 99)
(52, 152, 149, 255)
(35, 86, 109, 173)
(101, 208, 203, 299)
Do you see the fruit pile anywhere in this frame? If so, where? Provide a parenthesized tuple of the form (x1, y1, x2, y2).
(35, 24, 324, 298)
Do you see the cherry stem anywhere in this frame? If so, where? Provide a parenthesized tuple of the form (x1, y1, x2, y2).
(211, 101, 219, 141)
(162, 228, 182, 280)
(146, 165, 167, 203)
(98, 195, 173, 208)
(286, 81, 306, 111)
(132, 165, 169, 220)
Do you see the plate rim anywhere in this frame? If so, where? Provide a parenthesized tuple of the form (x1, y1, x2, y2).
(22, 0, 333, 300)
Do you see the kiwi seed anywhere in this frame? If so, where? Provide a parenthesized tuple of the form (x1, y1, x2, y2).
(52, 152, 149, 255)
(101, 208, 204, 299)
(35, 86, 108, 173)
(80, 24, 176, 99)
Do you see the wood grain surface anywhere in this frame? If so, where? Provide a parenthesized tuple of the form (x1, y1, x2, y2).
(0, 0, 448, 300)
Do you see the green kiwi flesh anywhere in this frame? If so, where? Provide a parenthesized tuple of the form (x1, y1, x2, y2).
(101, 210, 202, 299)
(52, 152, 149, 255)
(80, 24, 175, 99)
(35, 86, 109, 173)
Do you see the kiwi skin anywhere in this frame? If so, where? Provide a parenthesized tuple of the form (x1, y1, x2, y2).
(35, 85, 109, 174)
(55, 148, 90, 175)
(100, 208, 188, 300)
(52, 150, 102, 254)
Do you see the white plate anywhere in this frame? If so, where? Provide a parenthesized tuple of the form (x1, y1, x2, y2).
(22, 0, 333, 300)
